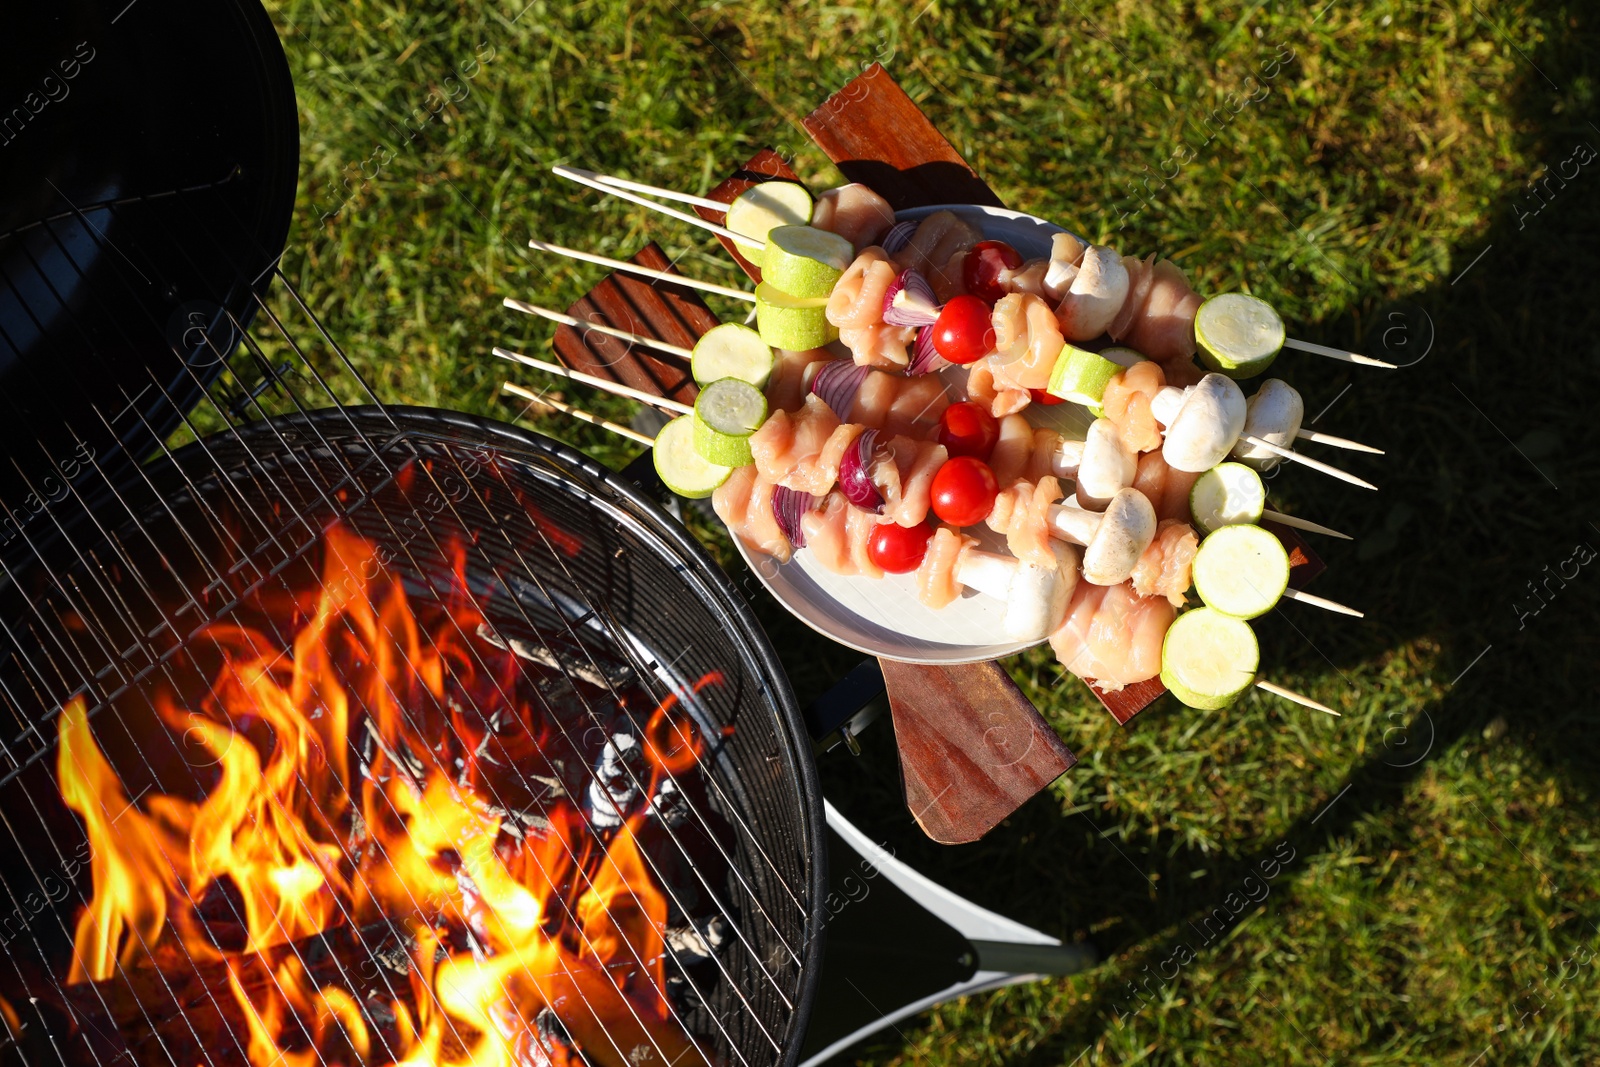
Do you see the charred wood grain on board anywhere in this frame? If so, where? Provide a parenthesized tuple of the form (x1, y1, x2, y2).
(802, 63, 1004, 212)
(880, 658, 1077, 844)
(551, 242, 714, 407)
(801, 65, 1329, 725)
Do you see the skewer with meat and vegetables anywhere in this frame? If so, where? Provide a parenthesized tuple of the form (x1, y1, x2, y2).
(497, 168, 1379, 718)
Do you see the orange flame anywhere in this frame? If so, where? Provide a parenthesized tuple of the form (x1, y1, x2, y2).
(56, 527, 716, 1067)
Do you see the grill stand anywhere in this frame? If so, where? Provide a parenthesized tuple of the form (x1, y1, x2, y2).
(798, 803, 1096, 1065)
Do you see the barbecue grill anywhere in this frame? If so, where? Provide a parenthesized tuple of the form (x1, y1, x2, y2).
(0, 2, 825, 1063)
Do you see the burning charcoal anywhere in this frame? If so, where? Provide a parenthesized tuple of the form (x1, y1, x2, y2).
(646, 777, 690, 828)
(585, 733, 644, 829)
(664, 915, 728, 970)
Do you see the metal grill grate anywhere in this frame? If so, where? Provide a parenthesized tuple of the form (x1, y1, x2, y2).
(0, 182, 822, 1067)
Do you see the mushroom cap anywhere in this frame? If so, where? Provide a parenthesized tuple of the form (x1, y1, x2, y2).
(1003, 540, 1081, 641)
(1076, 417, 1138, 509)
(1162, 373, 1248, 473)
(1081, 487, 1158, 585)
(1231, 378, 1305, 470)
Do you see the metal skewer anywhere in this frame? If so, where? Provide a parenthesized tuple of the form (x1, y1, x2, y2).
(528, 239, 758, 303)
(502, 298, 696, 359)
(553, 165, 765, 251)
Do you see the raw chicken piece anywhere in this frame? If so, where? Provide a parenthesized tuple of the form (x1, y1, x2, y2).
(1048, 579, 1174, 690)
(749, 395, 864, 495)
(1055, 246, 1131, 341)
(986, 476, 1066, 568)
(712, 467, 792, 562)
(895, 210, 983, 278)
(1001, 258, 1050, 300)
(1027, 428, 1067, 484)
(1130, 519, 1199, 607)
(989, 414, 1039, 487)
(878, 373, 950, 437)
(766, 348, 834, 413)
(1124, 259, 1202, 363)
(930, 250, 969, 304)
(965, 358, 1031, 418)
(915, 526, 977, 609)
(1162, 355, 1207, 388)
(801, 493, 884, 577)
(1101, 360, 1168, 454)
(839, 321, 916, 370)
(881, 436, 948, 528)
(826, 247, 898, 331)
(1132, 449, 1202, 523)
(1107, 253, 1157, 341)
(991, 293, 1065, 392)
(801, 493, 856, 575)
(812, 184, 896, 253)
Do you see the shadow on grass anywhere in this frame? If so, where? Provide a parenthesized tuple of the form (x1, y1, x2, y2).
(778, 2, 1600, 1061)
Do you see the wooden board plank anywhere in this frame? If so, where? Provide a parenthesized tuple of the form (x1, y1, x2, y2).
(799, 64, 1332, 726)
(551, 242, 715, 407)
(880, 658, 1077, 844)
(802, 63, 1004, 211)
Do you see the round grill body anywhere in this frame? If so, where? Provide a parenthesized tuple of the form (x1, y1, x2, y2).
(0, 407, 825, 1067)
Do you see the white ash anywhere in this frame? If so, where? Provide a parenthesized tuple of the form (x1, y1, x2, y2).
(585, 733, 644, 828)
(665, 915, 728, 967)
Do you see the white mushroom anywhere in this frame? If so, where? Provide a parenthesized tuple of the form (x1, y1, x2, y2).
(1161, 373, 1247, 472)
(1230, 379, 1304, 470)
(956, 540, 1081, 641)
(1055, 246, 1130, 341)
(1048, 437, 1084, 480)
(1043, 232, 1088, 302)
(1046, 487, 1158, 586)
(1074, 418, 1137, 510)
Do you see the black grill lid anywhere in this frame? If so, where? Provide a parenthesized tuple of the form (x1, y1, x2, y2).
(0, 0, 298, 514)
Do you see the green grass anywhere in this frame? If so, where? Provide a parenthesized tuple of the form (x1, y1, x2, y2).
(262, 0, 1600, 1061)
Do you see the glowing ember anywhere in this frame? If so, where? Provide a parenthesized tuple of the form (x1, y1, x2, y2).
(55, 527, 718, 1067)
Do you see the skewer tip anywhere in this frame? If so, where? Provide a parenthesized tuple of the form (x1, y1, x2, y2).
(1255, 679, 1341, 717)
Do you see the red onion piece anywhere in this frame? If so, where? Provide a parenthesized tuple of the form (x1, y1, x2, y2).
(772, 486, 813, 548)
(908, 326, 947, 376)
(837, 429, 885, 513)
(881, 269, 941, 328)
(879, 220, 918, 255)
(809, 359, 870, 420)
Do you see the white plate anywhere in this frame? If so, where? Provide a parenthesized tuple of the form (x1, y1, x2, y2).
(733, 205, 1100, 665)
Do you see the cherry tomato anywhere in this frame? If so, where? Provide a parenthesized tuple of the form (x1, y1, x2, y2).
(868, 520, 934, 574)
(962, 240, 1025, 304)
(930, 295, 996, 365)
(1029, 388, 1067, 406)
(937, 401, 1001, 460)
(930, 457, 999, 527)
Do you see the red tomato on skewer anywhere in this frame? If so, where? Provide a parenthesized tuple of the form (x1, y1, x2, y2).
(962, 241, 1024, 305)
(930, 457, 999, 527)
(1029, 388, 1067, 406)
(930, 295, 995, 365)
(868, 521, 934, 574)
(936, 401, 1001, 460)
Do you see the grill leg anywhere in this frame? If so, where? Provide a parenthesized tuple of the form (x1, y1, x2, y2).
(797, 802, 1097, 1065)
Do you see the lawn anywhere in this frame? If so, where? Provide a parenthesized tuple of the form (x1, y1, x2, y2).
(264, 0, 1600, 1061)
